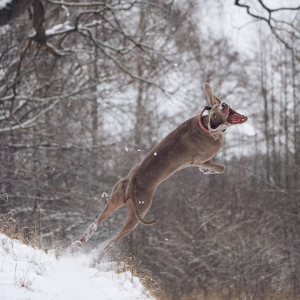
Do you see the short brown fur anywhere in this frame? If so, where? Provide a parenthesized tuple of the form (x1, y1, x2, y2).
(70, 83, 243, 265)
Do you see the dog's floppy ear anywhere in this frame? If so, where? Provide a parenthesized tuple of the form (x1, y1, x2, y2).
(208, 124, 227, 140)
(204, 83, 221, 106)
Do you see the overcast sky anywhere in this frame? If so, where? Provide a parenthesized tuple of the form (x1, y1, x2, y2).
(198, 0, 299, 55)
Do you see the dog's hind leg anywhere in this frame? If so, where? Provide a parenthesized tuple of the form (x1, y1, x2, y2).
(70, 179, 127, 253)
(91, 199, 139, 266)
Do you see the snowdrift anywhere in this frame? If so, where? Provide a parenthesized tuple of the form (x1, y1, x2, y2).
(0, 233, 155, 300)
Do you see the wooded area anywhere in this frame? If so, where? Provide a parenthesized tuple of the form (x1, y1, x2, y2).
(1, 0, 300, 299)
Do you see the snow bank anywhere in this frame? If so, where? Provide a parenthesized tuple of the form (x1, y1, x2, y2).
(0, 233, 154, 300)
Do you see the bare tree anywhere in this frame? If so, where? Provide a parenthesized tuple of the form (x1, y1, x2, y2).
(235, 0, 300, 57)
(0, 0, 175, 134)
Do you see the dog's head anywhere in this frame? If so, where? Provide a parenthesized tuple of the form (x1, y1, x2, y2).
(204, 83, 248, 140)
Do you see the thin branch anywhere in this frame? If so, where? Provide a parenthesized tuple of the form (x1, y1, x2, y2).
(46, 0, 106, 6)
(7, 142, 117, 151)
(78, 29, 173, 94)
(257, 0, 300, 13)
(1, 83, 99, 103)
(0, 99, 59, 133)
(234, 0, 298, 52)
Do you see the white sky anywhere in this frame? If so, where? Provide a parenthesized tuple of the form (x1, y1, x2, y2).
(198, 0, 300, 55)
(0, 0, 12, 9)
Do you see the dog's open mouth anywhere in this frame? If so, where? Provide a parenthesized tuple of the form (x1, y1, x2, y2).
(227, 108, 248, 124)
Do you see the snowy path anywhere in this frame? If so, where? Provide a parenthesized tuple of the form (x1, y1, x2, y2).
(0, 233, 154, 300)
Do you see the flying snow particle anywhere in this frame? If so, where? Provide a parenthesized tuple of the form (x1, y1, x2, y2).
(154, 152, 157, 156)
(125, 147, 128, 151)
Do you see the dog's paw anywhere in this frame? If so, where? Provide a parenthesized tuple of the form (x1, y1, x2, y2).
(69, 240, 83, 253)
(199, 167, 216, 174)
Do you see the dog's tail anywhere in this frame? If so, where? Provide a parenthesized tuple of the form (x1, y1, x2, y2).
(129, 177, 157, 226)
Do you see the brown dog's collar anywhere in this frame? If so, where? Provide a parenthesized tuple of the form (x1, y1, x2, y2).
(198, 106, 211, 134)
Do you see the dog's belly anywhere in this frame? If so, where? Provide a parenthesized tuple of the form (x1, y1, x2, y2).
(135, 152, 193, 189)
(192, 153, 215, 166)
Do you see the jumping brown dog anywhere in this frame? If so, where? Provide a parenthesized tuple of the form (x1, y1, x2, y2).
(70, 83, 247, 265)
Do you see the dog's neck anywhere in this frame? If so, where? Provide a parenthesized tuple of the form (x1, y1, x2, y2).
(201, 115, 209, 130)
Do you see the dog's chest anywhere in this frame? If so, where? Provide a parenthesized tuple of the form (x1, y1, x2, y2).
(192, 135, 223, 164)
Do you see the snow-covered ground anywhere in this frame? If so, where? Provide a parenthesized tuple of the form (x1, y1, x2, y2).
(0, 233, 155, 300)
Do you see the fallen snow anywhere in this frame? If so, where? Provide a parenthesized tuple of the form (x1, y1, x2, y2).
(45, 23, 74, 36)
(0, 233, 154, 300)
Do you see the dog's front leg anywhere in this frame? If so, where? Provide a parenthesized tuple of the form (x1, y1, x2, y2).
(199, 160, 225, 174)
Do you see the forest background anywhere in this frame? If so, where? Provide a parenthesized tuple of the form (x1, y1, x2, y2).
(1, 0, 300, 299)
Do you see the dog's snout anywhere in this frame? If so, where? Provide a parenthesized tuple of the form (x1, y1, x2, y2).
(220, 102, 228, 110)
